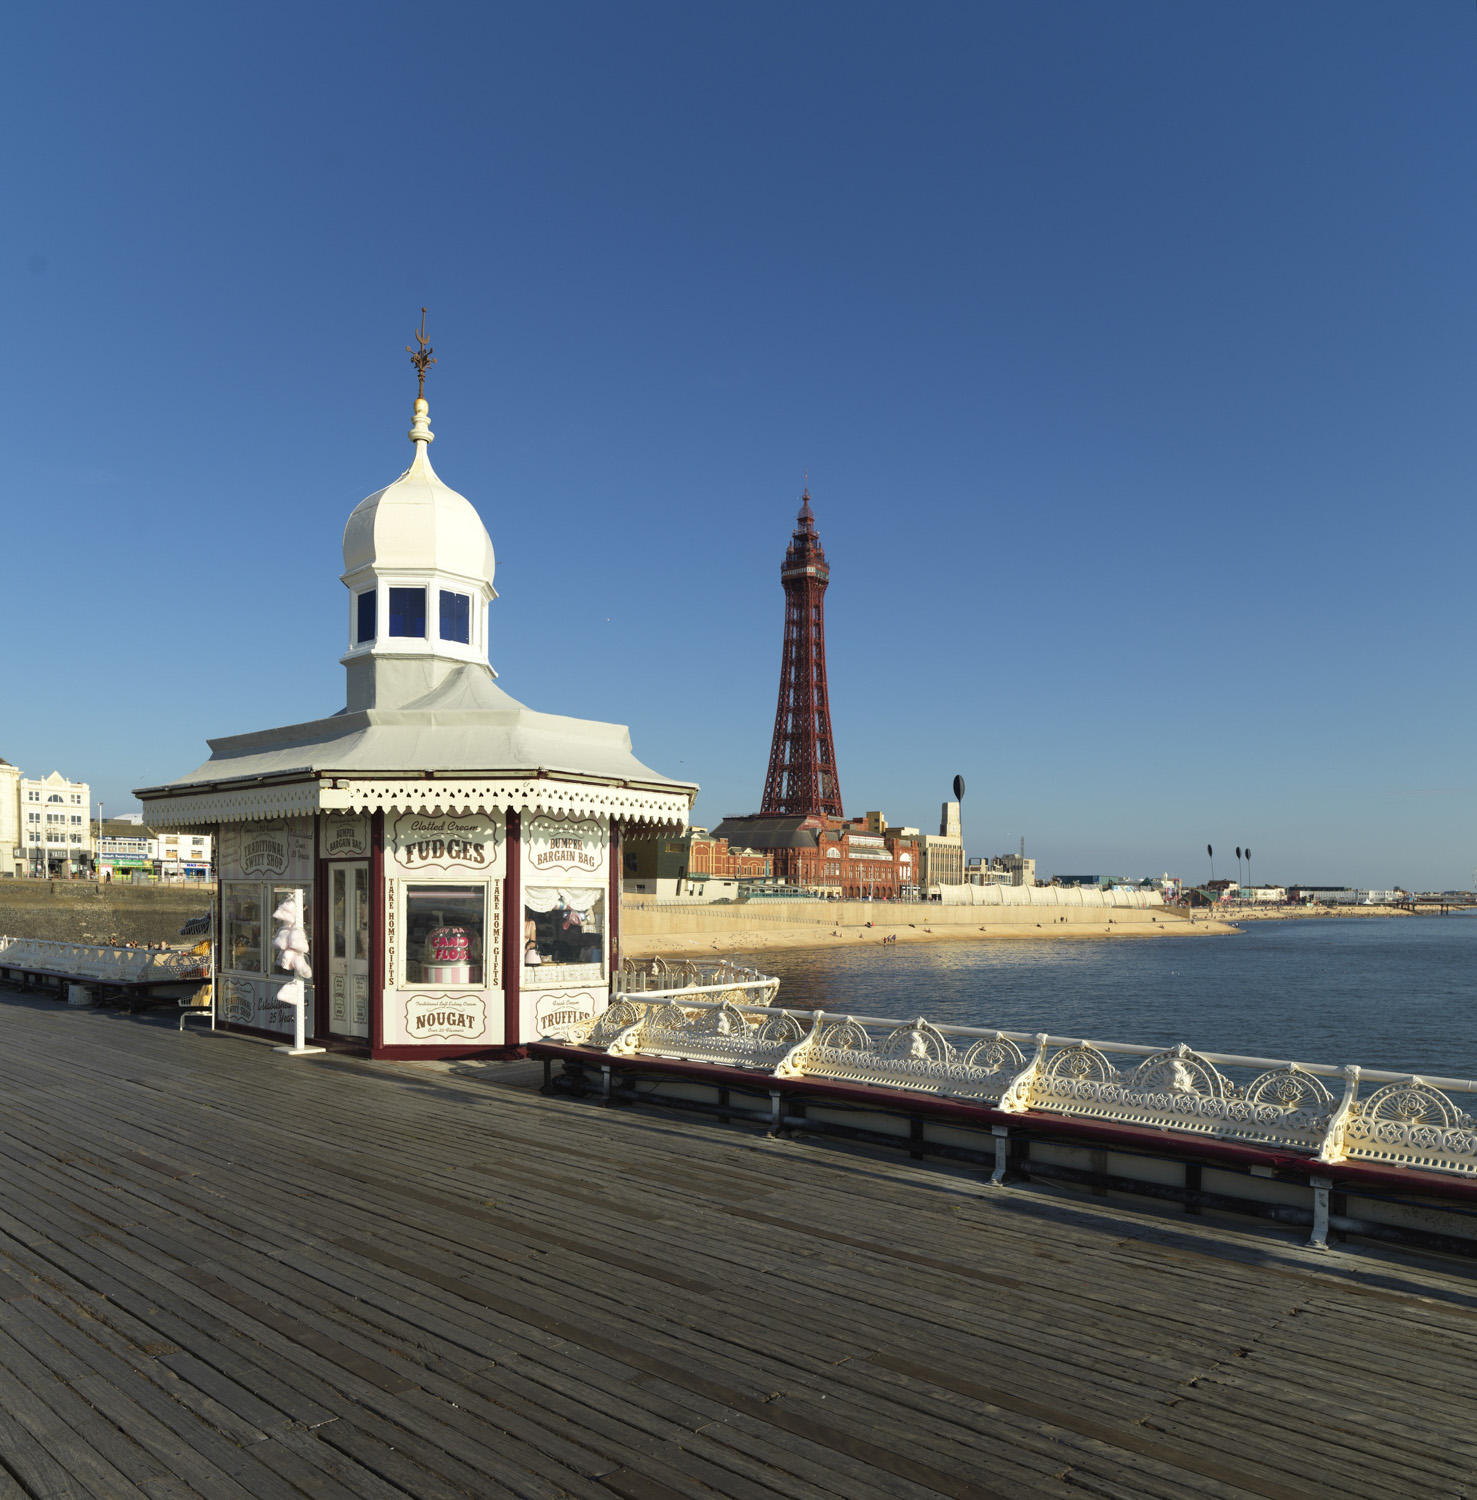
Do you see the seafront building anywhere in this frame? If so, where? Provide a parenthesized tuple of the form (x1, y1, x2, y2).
(0, 759, 19, 877)
(915, 801, 965, 890)
(19, 769, 92, 878)
(622, 827, 772, 900)
(95, 819, 214, 881)
(136, 345, 693, 1056)
(965, 852, 1037, 887)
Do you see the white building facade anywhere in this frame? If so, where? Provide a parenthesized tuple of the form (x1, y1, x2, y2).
(0, 759, 20, 877)
(20, 770, 92, 877)
(154, 831, 213, 878)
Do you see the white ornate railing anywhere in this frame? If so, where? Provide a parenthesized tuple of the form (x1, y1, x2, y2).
(0, 936, 211, 985)
(544, 995, 1477, 1178)
(611, 957, 780, 1005)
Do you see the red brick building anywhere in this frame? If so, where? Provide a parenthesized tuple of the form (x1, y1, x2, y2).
(689, 835, 771, 881)
(708, 813, 919, 900)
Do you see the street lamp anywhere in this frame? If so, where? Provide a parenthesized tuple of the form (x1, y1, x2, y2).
(96, 802, 103, 881)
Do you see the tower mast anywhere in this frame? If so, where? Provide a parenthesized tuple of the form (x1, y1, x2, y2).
(760, 490, 843, 818)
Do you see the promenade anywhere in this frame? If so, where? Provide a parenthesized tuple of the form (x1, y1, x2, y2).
(0, 993, 1472, 1499)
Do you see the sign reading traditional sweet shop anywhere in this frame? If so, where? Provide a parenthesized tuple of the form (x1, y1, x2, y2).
(388, 812, 504, 875)
(526, 816, 605, 875)
(404, 993, 487, 1041)
(220, 819, 314, 881)
(222, 977, 256, 1026)
(238, 826, 288, 876)
(320, 814, 370, 859)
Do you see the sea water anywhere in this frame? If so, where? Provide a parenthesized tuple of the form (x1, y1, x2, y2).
(741, 914, 1477, 1078)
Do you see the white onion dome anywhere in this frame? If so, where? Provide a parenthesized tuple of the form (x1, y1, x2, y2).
(341, 398, 496, 595)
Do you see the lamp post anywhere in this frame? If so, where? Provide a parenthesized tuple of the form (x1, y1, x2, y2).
(96, 802, 103, 882)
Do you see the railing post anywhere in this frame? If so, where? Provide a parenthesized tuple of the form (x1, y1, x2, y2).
(988, 1124, 1010, 1187)
(999, 1033, 1049, 1114)
(1315, 1065, 1361, 1164)
(1307, 1174, 1333, 1251)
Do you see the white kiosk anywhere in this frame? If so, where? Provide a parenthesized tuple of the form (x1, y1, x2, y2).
(138, 349, 694, 1059)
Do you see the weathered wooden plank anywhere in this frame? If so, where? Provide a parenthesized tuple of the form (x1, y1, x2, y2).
(0, 1334, 155, 1500)
(4, 995, 1477, 1500)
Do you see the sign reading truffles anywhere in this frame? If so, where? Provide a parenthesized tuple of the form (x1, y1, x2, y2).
(532, 990, 605, 1035)
(388, 812, 505, 876)
(526, 816, 606, 875)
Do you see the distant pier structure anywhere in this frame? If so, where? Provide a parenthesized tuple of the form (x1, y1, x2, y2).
(760, 491, 843, 819)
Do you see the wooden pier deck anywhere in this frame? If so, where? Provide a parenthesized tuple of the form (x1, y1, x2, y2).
(0, 992, 1474, 1500)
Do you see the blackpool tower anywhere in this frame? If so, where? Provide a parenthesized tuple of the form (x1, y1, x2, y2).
(760, 491, 843, 818)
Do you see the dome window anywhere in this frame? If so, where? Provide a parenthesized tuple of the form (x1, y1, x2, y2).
(439, 590, 470, 645)
(388, 587, 426, 638)
(356, 590, 377, 644)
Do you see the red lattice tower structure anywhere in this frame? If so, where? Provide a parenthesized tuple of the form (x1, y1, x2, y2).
(761, 492, 843, 818)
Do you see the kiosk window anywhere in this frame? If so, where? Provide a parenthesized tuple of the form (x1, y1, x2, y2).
(357, 589, 377, 643)
(223, 884, 265, 972)
(405, 886, 484, 985)
(389, 587, 426, 638)
(439, 590, 470, 644)
(523, 888, 604, 968)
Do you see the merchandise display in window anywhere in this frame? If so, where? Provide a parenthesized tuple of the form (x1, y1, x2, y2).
(405, 885, 484, 985)
(523, 887, 604, 984)
(224, 885, 265, 972)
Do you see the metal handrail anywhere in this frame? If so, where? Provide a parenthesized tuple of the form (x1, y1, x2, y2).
(546, 990, 1477, 1177)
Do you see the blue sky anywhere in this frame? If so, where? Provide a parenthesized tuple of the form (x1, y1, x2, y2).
(3, 2, 1473, 887)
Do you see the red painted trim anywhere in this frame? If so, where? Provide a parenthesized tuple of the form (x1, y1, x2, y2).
(215, 851, 225, 1018)
(374, 1042, 525, 1061)
(528, 1043, 1477, 1207)
(313, 838, 328, 1041)
(503, 809, 521, 1048)
(369, 810, 385, 1056)
(608, 818, 621, 975)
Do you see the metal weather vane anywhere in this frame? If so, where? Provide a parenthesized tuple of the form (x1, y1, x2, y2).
(407, 307, 435, 398)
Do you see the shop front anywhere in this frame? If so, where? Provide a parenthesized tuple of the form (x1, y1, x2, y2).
(137, 369, 693, 1058)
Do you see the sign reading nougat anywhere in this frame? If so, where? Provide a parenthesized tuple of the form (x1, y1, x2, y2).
(388, 812, 505, 876)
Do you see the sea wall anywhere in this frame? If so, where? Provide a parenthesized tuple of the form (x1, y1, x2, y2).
(0, 882, 214, 946)
(620, 895, 1203, 956)
(936, 883, 1164, 908)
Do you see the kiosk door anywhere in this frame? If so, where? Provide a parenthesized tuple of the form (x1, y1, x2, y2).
(330, 863, 371, 1038)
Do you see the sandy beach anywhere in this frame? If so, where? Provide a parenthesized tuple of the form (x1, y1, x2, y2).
(622, 908, 1238, 958)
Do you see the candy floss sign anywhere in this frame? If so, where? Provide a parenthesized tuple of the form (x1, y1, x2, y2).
(389, 813, 504, 875)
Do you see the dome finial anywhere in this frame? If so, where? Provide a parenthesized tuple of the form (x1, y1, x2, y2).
(406, 308, 436, 447)
(407, 307, 435, 399)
